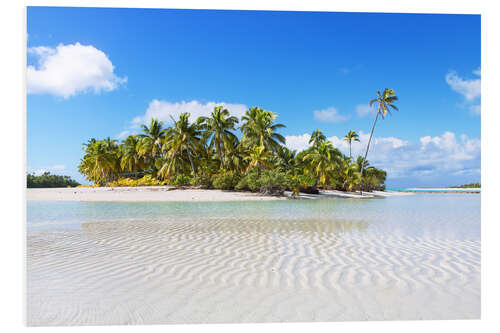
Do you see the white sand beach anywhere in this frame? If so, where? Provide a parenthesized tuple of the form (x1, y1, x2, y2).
(27, 187, 411, 202)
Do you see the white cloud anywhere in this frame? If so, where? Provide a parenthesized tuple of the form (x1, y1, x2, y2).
(287, 130, 480, 182)
(445, 69, 481, 101)
(27, 42, 127, 98)
(445, 68, 481, 116)
(117, 100, 249, 138)
(313, 107, 349, 123)
(285, 134, 311, 152)
(355, 104, 376, 118)
(131, 100, 248, 127)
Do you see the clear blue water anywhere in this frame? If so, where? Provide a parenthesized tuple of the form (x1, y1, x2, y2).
(27, 194, 480, 240)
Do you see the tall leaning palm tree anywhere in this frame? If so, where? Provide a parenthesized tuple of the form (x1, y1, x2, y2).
(360, 88, 399, 194)
(199, 105, 239, 169)
(343, 130, 360, 158)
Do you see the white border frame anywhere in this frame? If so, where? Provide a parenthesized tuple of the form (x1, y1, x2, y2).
(2, 1, 498, 332)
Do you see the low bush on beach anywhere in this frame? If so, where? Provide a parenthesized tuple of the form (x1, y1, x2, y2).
(212, 170, 240, 190)
(170, 174, 192, 186)
(106, 175, 168, 187)
(190, 173, 213, 189)
(236, 169, 291, 195)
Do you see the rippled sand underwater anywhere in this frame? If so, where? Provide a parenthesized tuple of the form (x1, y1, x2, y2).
(27, 194, 480, 325)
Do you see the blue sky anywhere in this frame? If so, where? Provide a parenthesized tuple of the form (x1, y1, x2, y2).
(27, 7, 481, 188)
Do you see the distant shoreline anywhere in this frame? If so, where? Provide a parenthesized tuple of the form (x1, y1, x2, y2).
(27, 187, 411, 202)
(392, 188, 481, 194)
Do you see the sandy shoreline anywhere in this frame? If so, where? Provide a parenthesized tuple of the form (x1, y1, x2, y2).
(27, 187, 411, 202)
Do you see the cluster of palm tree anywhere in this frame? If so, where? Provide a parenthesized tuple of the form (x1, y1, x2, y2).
(79, 88, 397, 192)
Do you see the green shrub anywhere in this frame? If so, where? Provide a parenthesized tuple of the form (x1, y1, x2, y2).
(236, 169, 291, 195)
(191, 173, 213, 189)
(258, 169, 291, 195)
(235, 169, 260, 191)
(212, 170, 240, 190)
(171, 174, 192, 186)
(136, 174, 162, 186)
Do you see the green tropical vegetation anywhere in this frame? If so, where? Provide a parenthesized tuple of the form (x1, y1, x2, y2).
(78, 102, 390, 195)
(451, 183, 481, 188)
(27, 172, 80, 188)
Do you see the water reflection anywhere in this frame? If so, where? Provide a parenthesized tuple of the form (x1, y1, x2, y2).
(80, 218, 369, 245)
(28, 194, 480, 240)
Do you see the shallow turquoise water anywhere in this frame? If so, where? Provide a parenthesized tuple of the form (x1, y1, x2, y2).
(27, 194, 480, 240)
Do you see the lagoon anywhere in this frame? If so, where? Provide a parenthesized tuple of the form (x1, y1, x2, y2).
(27, 193, 480, 325)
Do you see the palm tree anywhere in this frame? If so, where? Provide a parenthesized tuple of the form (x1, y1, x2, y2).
(78, 138, 121, 185)
(302, 141, 342, 190)
(309, 129, 326, 149)
(354, 156, 369, 173)
(199, 105, 239, 169)
(240, 107, 286, 152)
(343, 130, 360, 158)
(137, 118, 165, 169)
(120, 135, 145, 174)
(223, 135, 245, 173)
(274, 146, 297, 172)
(338, 156, 361, 191)
(360, 88, 399, 194)
(244, 145, 273, 174)
(159, 113, 202, 179)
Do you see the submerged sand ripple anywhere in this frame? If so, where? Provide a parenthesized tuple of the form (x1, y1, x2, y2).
(27, 218, 480, 325)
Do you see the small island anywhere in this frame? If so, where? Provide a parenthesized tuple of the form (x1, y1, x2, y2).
(75, 106, 388, 197)
(451, 183, 481, 188)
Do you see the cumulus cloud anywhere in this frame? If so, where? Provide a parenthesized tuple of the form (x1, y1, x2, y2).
(313, 107, 349, 123)
(445, 68, 481, 115)
(27, 42, 127, 98)
(116, 100, 248, 138)
(286, 130, 480, 183)
(285, 133, 311, 152)
(131, 100, 248, 128)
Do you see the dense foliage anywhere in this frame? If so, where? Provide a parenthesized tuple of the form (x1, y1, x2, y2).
(27, 172, 80, 188)
(451, 183, 481, 188)
(78, 106, 388, 194)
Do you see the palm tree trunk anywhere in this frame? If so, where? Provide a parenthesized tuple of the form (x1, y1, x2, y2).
(360, 110, 380, 195)
(217, 138, 225, 169)
(349, 141, 352, 158)
(187, 150, 196, 175)
(313, 171, 321, 190)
